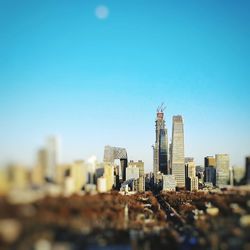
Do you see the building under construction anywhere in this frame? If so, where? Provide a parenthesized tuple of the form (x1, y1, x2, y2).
(153, 104, 169, 182)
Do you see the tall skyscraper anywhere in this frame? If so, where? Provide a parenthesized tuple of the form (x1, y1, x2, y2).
(171, 115, 185, 188)
(153, 105, 169, 182)
(216, 154, 230, 186)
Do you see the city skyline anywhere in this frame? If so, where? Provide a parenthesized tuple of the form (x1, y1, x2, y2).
(1, 1, 250, 170)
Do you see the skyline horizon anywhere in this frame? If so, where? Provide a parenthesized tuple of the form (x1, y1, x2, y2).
(0, 106, 248, 172)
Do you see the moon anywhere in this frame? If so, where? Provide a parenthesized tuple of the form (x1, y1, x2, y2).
(95, 5, 109, 20)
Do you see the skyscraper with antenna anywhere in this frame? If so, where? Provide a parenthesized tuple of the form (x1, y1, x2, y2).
(153, 103, 169, 182)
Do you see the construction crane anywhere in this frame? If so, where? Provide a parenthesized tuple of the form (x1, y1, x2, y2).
(157, 102, 166, 113)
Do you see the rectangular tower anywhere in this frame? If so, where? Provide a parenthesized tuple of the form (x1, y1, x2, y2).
(46, 136, 60, 181)
(171, 115, 185, 188)
(215, 154, 230, 186)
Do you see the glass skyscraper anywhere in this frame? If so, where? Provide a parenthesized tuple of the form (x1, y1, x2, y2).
(153, 108, 169, 181)
(171, 115, 185, 187)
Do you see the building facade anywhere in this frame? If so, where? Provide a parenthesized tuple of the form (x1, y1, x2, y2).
(46, 136, 60, 181)
(204, 156, 216, 186)
(128, 160, 145, 192)
(204, 166, 216, 186)
(216, 154, 230, 186)
(205, 156, 216, 168)
(126, 166, 139, 181)
(171, 116, 185, 188)
(162, 175, 177, 191)
(104, 163, 114, 191)
(103, 145, 128, 181)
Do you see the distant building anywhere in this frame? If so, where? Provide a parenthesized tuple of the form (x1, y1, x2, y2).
(162, 175, 177, 191)
(128, 160, 145, 192)
(216, 154, 230, 186)
(63, 161, 87, 193)
(153, 105, 169, 183)
(46, 136, 60, 181)
(204, 156, 216, 168)
(103, 145, 127, 181)
(188, 176, 199, 191)
(229, 166, 234, 186)
(0, 169, 10, 194)
(204, 182, 214, 189)
(126, 166, 139, 181)
(37, 148, 47, 180)
(204, 156, 216, 186)
(185, 157, 194, 164)
(185, 160, 198, 191)
(185, 160, 196, 178)
(104, 163, 114, 191)
(64, 176, 75, 196)
(71, 161, 87, 191)
(95, 165, 104, 179)
(97, 177, 107, 193)
(245, 156, 250, 185)
(171, 116, 185, 188)
(31, 164, 44, 186)
(196, 165, 204, 184)
(120, 179, 137, 192)
(55, 164, 70, 185)
(233, 166, 245, 184)
(204, 166, 216, 186)
(8, 165, 29, 190)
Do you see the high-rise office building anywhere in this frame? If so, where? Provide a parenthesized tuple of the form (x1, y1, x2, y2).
(171, 116, 185, 187)
(153, 105, 169, 182)
(204, 156, 216, 186)
(204, 166, 216, 186)
(216, 154, 230, 186)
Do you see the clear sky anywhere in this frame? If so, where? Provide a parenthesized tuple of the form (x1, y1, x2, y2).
(0, 0, 250, 171)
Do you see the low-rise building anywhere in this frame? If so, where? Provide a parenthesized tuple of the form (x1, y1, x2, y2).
(162, 175, 177, 191)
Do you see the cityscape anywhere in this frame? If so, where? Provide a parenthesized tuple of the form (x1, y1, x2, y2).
(1, 1, 250, 250)
(0, 106, 250, 249)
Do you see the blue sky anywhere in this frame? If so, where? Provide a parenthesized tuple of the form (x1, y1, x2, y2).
(0, 0, 250, 171)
